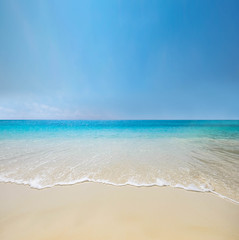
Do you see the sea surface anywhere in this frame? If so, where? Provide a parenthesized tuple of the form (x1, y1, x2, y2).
(0, 120, 239, 203)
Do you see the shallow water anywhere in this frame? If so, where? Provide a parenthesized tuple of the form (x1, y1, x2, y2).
(0, 120, 239, 202)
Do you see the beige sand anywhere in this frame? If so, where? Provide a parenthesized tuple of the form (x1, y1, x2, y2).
(0, 182, 238, 240)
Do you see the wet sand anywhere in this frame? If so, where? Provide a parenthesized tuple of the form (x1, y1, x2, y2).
(0, 182, 238, 240)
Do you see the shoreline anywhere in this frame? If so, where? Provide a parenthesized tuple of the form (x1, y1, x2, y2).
(1, 180, 238, 205)
(0, 182, 239, 240)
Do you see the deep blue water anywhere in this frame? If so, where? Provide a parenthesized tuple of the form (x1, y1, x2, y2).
(0, 120, 239, 139)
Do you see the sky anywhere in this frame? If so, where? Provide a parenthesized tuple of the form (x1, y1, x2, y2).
(0, 0, 239, 119)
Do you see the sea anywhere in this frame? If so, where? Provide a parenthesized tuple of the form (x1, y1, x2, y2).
(0, 120, 238, 203)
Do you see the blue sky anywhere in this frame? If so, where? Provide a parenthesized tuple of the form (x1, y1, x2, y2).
(0, 0, 239, 119)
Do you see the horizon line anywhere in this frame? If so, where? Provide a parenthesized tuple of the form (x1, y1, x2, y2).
(0, 119, 239, 121)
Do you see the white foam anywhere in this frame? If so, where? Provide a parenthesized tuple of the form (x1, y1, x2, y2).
(211, 191, 239, 205)
(173, 183, 211, 192)
(0, 176, 238, 204)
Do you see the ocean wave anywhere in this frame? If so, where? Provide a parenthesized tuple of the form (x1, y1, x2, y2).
(0, 176, 238, 204)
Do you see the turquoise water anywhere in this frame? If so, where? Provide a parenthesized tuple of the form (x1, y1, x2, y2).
(0, 120, 239, 203)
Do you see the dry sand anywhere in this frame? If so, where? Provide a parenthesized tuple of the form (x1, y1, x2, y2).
(0, 182, 238, 240)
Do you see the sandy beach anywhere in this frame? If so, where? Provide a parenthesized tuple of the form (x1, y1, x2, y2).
(0, 182, 238, 240)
